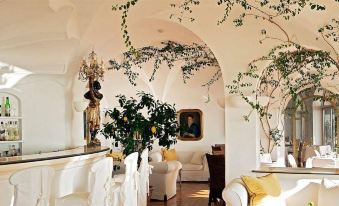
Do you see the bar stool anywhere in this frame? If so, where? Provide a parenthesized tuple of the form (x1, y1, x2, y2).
(10, 166, 55, 206)
(55, 157, 113, 206)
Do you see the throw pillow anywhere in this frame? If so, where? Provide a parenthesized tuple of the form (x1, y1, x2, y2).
(241, 174, 282, 206)
(190, 152, 204, 165)
(318, 178, 339, 206)
(162, 148, 177, 161)
(106, 151, 123, 161)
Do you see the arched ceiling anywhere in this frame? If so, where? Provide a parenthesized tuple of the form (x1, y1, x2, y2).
(0, 0, 338, 79)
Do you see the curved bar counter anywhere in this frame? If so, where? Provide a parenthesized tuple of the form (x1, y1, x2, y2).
(0, 146, 109, 206)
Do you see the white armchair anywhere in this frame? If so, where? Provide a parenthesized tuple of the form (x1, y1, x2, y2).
(149, 160, 182, 201)
(222, 179, 248, 206)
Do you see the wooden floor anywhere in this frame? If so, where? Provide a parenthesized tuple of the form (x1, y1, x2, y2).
(149, 182, 223, 206)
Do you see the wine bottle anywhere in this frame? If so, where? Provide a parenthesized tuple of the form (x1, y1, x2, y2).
(8, 121, 13, 140)
(5, 97, 10, 117)
(1, 97, 5, 117)
(4, 122, 9, 141)
(13, 121, 19, 140)
(0, 122, 3, 141)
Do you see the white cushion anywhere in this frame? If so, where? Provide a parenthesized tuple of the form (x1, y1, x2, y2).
(150, 151, 162, 162)
(318, 179, 339, 206)
(284, 182, 319, 206)
(259, 195, 286, 206)
(56, 193, 88, 205)
(182, 163, 203, 171)
(190, 152, 204, 165)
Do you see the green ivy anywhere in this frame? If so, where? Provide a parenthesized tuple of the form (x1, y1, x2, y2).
(108, 41, 221, 92)
(226, 43, 339, 153)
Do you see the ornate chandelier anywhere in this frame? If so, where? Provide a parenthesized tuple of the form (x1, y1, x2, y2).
(78, 51, 105, 81)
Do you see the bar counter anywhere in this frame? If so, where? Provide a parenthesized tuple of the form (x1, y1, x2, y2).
(0, 146, 109, 206)
(0, 146, 109, 165)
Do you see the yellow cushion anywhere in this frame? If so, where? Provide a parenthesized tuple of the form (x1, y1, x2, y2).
(241, 174, 282, 206)
(162, 148, 177, 161)
(106, 151, 124, 161)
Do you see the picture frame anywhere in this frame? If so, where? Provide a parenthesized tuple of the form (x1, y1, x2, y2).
(177, 109, 203, 141)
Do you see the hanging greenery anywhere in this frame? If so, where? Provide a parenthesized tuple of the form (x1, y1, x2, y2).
(169, 0, 339, 153)
(111, 0, 339, 153)
(108, 40, 221, 92)
(226, 42, 339, 153)
(101, 92, 179, 156)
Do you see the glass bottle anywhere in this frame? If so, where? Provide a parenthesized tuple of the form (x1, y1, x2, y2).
(0, 122, 3, 141)
(4, 122, 9, 141)
(5, 97, 10, 117)
(1, 97, 5, 117)
(8, 121, 13, 140)
(13, 121, 19, 140)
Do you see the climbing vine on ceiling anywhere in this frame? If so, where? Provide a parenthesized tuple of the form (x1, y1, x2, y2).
(108, 40, 221, 96)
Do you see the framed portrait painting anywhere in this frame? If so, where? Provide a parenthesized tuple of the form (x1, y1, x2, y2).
(178, 109, 203, 141)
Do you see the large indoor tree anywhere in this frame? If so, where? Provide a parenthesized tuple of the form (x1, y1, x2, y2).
(101, 92, 179, 156)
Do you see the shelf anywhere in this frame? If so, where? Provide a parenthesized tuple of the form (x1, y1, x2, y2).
(0, 117, 22, 120)
(0, 140, 23, 144)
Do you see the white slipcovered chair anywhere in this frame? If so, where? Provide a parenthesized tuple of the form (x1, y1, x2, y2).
(149, 160, 182, 201)
(138, 149, 153, 206)
(305, 158, 313, 168)
(55, 157, 113, 206)
(111, 152, 139, 206)
(287, 154, 298, 168)
(9, 166, 55, 206)
(319, 145, 329, 156)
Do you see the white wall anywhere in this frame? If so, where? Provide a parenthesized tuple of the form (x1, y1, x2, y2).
(0, 74, 72, 155)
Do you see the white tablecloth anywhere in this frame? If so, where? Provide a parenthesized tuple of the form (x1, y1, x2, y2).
(312, 157, 339, 168)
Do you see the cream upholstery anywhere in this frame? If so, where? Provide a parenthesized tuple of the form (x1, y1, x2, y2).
(318, 179, 339, 206)
(149, 150, 209, 181)
(149, 160, 182, 200)
(223, 177, 339, 206)
(222, 179, 248, 206)
(182, 163, 203, 171)
(176, 151, 209, 181)
(10, 166, 55, 206)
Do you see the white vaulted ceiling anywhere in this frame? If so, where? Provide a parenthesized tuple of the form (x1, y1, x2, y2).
(0, 0, 338, 80)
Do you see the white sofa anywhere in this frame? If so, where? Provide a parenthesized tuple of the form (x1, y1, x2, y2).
(223, 177, 339, 206)
(176, 151, 209, 182)
(149, 160, 182, 201)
